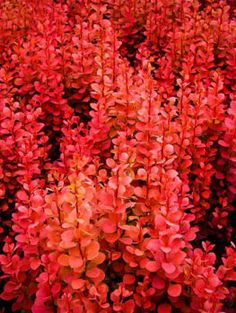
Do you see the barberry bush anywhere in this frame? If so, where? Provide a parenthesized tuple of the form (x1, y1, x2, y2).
(0, 0, 235, 312)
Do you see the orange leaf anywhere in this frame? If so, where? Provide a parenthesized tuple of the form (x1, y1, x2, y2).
(90, 252, 106, 265)
(58, 254, 69, 266)
(86, 241, 100, 260)
(69, 256, 83, 268)
(86, 267, 103, 279)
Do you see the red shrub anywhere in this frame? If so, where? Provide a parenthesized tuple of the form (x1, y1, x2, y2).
(0, 0, 235, 312)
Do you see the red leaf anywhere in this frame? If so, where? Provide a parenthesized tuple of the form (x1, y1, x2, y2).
(15, 234, 27, 243)
(123, 274, 135, 285)
(145, 261, 159, 272)
(137, 168, 147, 180)
(225, 117, 234, 129)
(167, 284, 182, 297)
(61, 229, 74, 243)
(162, 263, 176, 274)
(98, 191, 114, 206)
(147, 239, 159, 251)
(30, 258, 41, 270)
(58, 254, 69, 266)
(152, 276, 165, 289)
(166, 170, 178, 179)
(134, 186, 146, 198)
(158, 303, 172, 313)
(123, 299, 135, 313)
(51, 282, 61, 297)
(106, 158, 116, 168)
(120, 152, 129, 162)
(31, 195, 44, 208)
(218, 140, 229, 147)
(120, 176, 132, 186)
(163, 144, 174, 156)
(160, 246, 171, 253)
(71, 279, 85, 290)
(208, 275, 221, 287)
(16, 190, 28, 201)
(97, 218, 117, 233)
(86, 267, 102, 278)
(14, 78, 23, 86)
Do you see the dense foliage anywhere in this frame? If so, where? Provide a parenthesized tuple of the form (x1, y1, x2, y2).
(0, 0, 235, 312)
